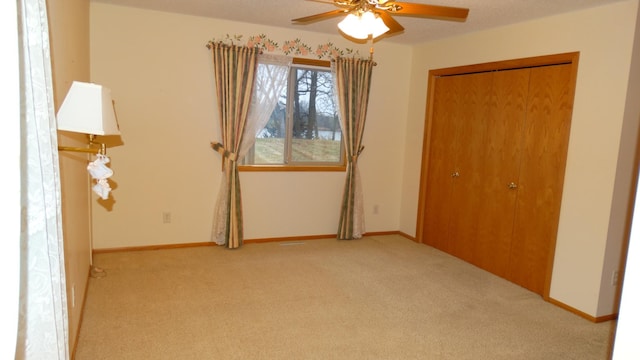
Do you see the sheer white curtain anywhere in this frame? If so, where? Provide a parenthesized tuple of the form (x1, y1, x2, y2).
(239, 54, 292, 158)
(2, 0, 21, 358)
(14, 0, 70, 358)
(212, 54, 291, 245)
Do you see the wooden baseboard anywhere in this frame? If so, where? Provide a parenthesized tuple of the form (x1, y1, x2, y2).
(245, 234, 336, 244)
(398, 231, 417, 242)
(245, 231, 415, 244)
(546, 297, 618, 323)
(93, 241, 216, 254)
(92, 231, 416, 254)
(363, 230, 417, 242)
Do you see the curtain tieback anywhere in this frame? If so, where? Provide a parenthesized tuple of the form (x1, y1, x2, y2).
(351, 145, 365, 163)
(210, 142, 238, 161)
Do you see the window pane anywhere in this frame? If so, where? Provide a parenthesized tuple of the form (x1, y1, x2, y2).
(291, 138, 342, 162)
(291, 67, 342, 163)
(241, 60, 344, 168)
(252, 99, 286, 164)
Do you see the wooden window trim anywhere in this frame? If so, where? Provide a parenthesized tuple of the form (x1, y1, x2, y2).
(241, 57, 345, 172)
(239, 164, 346, 172)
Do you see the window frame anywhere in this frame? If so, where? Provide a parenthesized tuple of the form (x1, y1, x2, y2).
(239, 58, 346, 172)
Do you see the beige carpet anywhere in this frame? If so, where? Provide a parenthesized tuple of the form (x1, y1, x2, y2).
(75, 235, 616, 359)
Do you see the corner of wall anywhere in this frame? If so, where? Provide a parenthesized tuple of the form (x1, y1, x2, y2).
(47, 0, 92, 354)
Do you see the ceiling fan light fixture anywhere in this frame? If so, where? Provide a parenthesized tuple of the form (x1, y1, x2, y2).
(338, 10, 389, 40)
(362, 11, 390, 38)
(338, 14, 366, 39)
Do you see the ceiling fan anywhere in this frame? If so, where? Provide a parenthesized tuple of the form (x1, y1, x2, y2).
(292, 0, 470, 39)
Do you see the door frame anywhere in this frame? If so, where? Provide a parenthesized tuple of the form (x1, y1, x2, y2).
(415, 52, 580, 300)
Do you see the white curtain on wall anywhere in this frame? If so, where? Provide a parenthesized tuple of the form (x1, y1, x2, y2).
(15, 0, 70, 358)
(239, 54, 292, 159)
(2, 0, 21, 358)
(212, 54, 291, 245)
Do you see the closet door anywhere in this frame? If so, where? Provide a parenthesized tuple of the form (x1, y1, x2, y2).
(473, 68, 530, 278)
(448, 72, 492, 263)
(420, 54, 577, 297)
(423, 72, 492, 257)
(422, 75, 463, 253)
(508, 64, 573, 294)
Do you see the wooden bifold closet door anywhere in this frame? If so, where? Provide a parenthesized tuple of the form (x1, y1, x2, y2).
(421, 57, 576, 296)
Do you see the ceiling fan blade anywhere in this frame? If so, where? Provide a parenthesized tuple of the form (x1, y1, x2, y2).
(389, 2, 469, 21)
(292, 9, 348, 23)
(377, 11, 404, 34)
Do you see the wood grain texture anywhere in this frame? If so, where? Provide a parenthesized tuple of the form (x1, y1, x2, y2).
(473, 68, 529, 278)
(422, 75, 461, 252)
(419, 53, 578, 297)
(448, 72, 492, 263)
(509, 63, 573, 294)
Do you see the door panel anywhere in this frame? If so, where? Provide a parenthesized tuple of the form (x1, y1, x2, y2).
(448, 72, 493, 263)
(509, 64, 573, 294)
(423, 75, 463, 252)
(474, 68, 530, 278)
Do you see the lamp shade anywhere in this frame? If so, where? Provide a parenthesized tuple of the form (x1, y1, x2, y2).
(57, 81, 120, 135)
(338, 11, 390, 40)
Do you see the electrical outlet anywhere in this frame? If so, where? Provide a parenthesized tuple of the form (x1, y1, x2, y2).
(373, 205, 379, 214)
(162, 211, 171, 224)
(611, 270, 619, 286)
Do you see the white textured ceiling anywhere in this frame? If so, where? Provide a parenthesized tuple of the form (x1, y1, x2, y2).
(91, 0, 626, 44)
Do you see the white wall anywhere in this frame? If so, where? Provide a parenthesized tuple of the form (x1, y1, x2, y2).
(600, 0, 640, 317)
(89, 3, 412, 248)
(400, 0, 640, 317)
(612, 3, 640, 355)
(48, 0, 92, 350)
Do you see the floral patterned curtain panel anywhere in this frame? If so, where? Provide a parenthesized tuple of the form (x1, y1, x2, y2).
(209, 43, 258, 249)
(332, 57, 375, 240)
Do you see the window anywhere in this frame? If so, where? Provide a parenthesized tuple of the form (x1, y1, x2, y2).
(241, 58, 344, 171)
